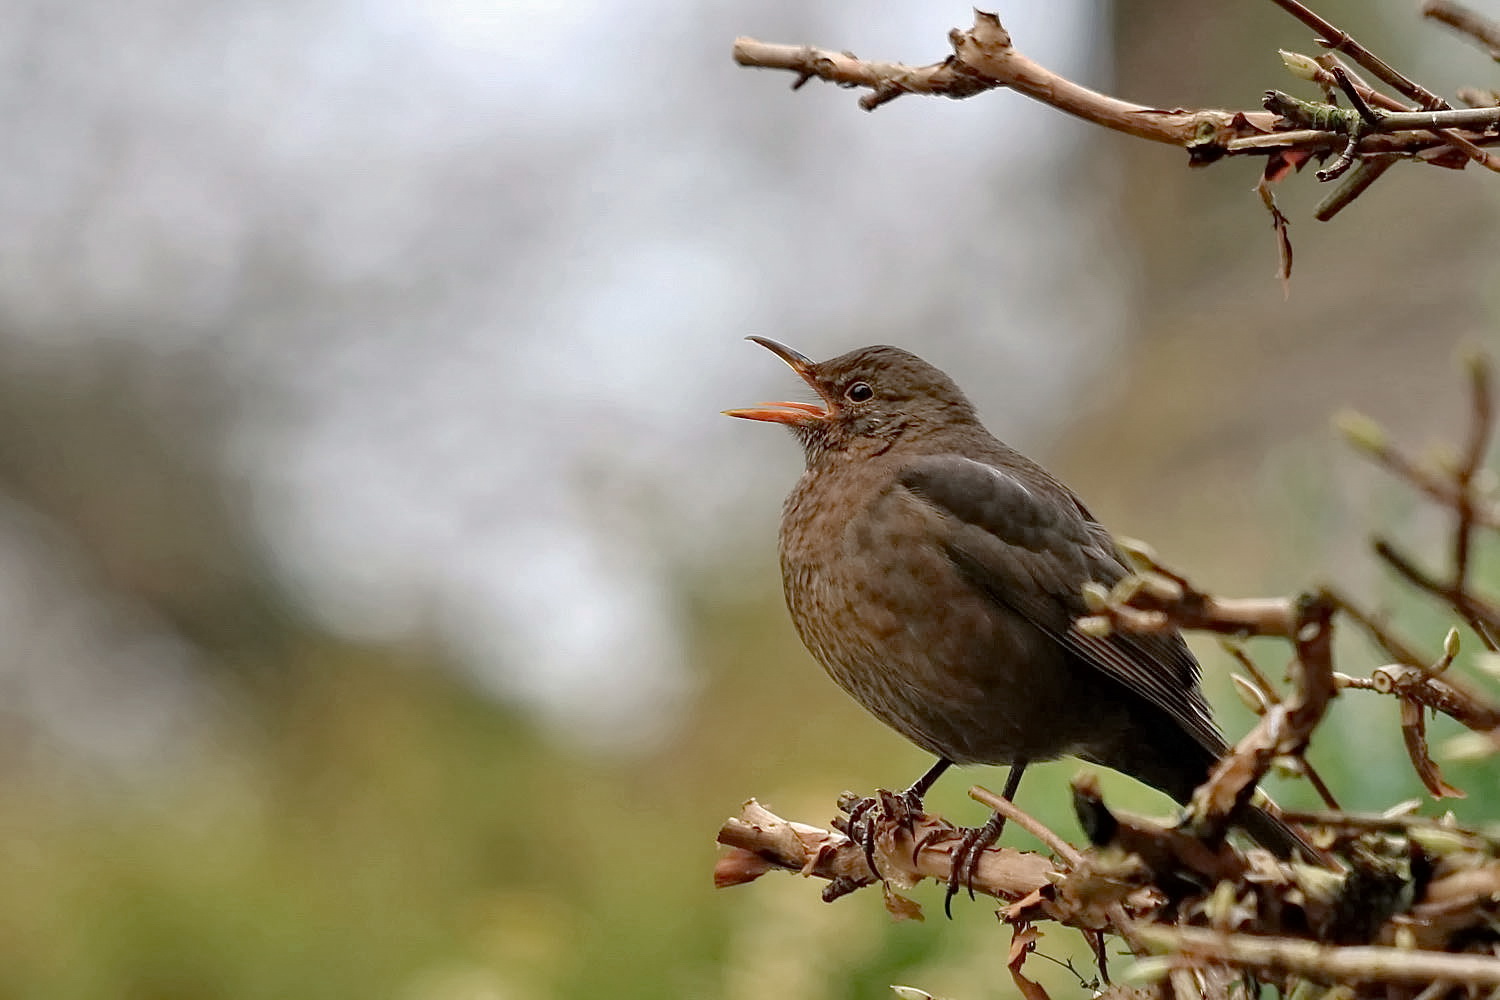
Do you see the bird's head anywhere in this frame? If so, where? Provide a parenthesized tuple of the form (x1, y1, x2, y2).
(724, 338, 980, 464)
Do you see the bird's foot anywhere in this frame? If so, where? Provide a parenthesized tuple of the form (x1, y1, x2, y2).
(944, 810, 1007, 919)
(834, 786, 927, 879)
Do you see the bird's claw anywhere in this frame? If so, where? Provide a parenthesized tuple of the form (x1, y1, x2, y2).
(835, 786, 927, 879)
(943, 812, 1007, 919)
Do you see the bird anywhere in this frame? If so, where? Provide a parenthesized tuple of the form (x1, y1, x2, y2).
(724, 337, 1311, 907)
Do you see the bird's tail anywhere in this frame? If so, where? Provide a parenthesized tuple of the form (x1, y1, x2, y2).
(1238, 799, 1322, 864)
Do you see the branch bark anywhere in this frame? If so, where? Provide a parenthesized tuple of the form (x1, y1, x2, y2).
(715, 798, 1057, 905)
(733, 10, 1498, 167)
(1136, 926, 1500, 987)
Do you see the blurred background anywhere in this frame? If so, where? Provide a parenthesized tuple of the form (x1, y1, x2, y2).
(0, 0, 1495, 996)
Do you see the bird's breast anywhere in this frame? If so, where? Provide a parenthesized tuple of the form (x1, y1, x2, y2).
(776, 465, 1083, 764)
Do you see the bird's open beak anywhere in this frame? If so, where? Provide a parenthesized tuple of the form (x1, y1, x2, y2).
(723, 337, 833, 424)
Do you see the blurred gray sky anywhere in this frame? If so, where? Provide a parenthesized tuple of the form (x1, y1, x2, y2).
(0, 0, 1132, 754)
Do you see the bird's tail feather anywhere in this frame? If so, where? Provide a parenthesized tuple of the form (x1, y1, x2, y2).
(1238, 800, 1321, 864)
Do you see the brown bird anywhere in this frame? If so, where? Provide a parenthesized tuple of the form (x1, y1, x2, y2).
(726, 338, 1310, 906)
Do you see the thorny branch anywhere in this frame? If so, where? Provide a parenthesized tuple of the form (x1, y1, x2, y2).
(716, 353, 1500, 998)
(733, 1, 1500, 279)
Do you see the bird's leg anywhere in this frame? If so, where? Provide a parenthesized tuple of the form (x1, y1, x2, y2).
(944, 759, 1028, 918)
(900, 758, 953, 810)
(839, 758, 953, 878)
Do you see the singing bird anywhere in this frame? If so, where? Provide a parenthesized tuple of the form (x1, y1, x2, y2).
(725, 338, 1309, 904)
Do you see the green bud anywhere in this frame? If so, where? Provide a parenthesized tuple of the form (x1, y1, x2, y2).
(1279, 50, 1323, 81)
(1334, 409, 1386, 454)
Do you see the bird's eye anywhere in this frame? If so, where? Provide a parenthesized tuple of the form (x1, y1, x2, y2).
(845, 382, 874, 402)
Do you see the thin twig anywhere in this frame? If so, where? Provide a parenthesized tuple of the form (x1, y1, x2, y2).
(741, 16, 1292, 152)
(1335, 412, 1500, 529)
(1187, 594, 1337, 841)
(1264, 87, 1500, 171)
(1453, 354, 1495, 589)
(1272, 3, 1500, 171)
(1300, 756, 1343, 810)
(970, 784, 1084, 868)
(1220, 641, 1342, 808)
(1222, 641, 1285, 702)
(730, 37, 996, 108)
(1262, 91, 1500, 133)
(1275, 805, 1444, 833)
(1423, 0, 1500, 61)
(1375, 539, 1500, 651)
(1315, 155, 1398, 219)
(1314, 54, 1409, 113)
(1318, 133, 1363, 181)
(1316, 54, 1500, 172)
(1268, 0, 1449, 109)
(1332, 66, 1380, 124)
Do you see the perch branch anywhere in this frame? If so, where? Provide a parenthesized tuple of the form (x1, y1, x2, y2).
(715, 798, 1057, 905)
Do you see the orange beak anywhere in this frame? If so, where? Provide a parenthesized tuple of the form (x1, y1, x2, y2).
(723, 337, 833, 425)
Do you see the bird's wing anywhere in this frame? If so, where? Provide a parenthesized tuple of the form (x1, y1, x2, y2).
(899, 454, 1224, 755)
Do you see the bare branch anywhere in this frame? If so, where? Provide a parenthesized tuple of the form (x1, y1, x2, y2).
(1337, 663, 1500, 732)
(715, 798, 1058, 904)
(729, 37, 995, 110)
(970, 784, 1083, 868)
(1453, 352, 1495, 589)
(1187, 594, 1337, 839)
(1423, 0, 1500, 61)
(1136, 925, 1500, 987)
(1315, 155, 1398, 220)
(1374, 539, 1500, 650)
(1335, 411, 1500, 530)
(1077, 553, 1302, 639)
(1324, 588, 1431, 667)
(736, 13, 1281, 151)
(1267, 0, 1449, 109)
